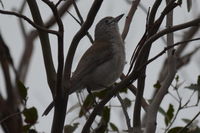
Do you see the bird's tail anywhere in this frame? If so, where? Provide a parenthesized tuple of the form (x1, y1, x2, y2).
(42, 79, 83, 116)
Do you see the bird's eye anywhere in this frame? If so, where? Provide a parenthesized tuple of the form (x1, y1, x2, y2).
(105, 19, 110, 24)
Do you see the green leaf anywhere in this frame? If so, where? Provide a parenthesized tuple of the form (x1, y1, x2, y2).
(22, 124, 31, 133)
(185, 76, 200, 104)
(23, 107, 38, 125)
(123, 98, 132, 109)
(182, 118, 191, 124)
(79, 93, 95, 117)
(23, 125, 38, 133)
(64, 123, 79, 133)
(94, 89, 109, 99)
(119, 87, 128, 93)
(185, 84, 200, 91)
(177, 0, 182, 6)
(154, 81, 161, 89)
(94, 124, 107, 133)
(165, 104, 174, 126)
(94, 87, 128, 100)
(17, 80, 28, 103)
(158, 107, 166, 116)
(186, 75, 200, 91)
(109, 122, 119, 132)
(94, 107, 110, 133)
(29, 129, 37, 133)
(192, 127, 200, 133)
(175, 75, 179, 82)
(168, 127, 189, 133)
(102, 106, 110, 123)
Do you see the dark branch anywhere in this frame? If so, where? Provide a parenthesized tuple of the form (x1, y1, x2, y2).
(0, 9, 58, 35)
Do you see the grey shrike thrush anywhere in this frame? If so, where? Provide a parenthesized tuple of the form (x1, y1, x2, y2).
(43, 14, 125, 116)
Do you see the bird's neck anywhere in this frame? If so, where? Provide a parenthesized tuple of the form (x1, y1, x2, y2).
(95, 31, 122, 43)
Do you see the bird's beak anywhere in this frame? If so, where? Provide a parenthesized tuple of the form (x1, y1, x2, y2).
(113, 14, 124, 23)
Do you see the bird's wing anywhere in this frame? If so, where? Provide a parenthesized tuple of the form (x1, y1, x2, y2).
(72, 41, 113, 79)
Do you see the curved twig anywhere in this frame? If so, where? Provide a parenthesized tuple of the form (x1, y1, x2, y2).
(0, 9, 58, 35)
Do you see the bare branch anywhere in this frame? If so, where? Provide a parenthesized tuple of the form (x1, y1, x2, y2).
(72, 0, 94, 43)
(18, 0, 74, 82)
(40, 1, 69, 133)
(145, 37, 200, 68)
(144, 2, 176, 132)
(122, 0, 141, 40)
(121, 74, 149, 112)
(55, 0, 63, 7)
(177, 111, 200, 133)
(0, 112, 22, 124)
(27, 0, 57, 93)
(117, 94, 132, 131)
(0, 35, 15, 105)
(0, 9, 58, 35)
(142, 17, 200, 52)
(132, 1, 182, 131)
(45, 0, 74, 28)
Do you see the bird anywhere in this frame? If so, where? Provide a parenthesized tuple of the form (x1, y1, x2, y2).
(43, 14, 125, 116)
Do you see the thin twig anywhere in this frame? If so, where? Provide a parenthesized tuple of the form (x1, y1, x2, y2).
(145, 37, 200, 67)
(55, 0, 63, 7)
(168, 92, 179, 102)
(0, 9, 59, 35)
(0, 112, 22, 124)
(177, 111, 200, 133)
(72, 0, 84, 23)
(72, 0, 94, 43)
(67, 10, 82, 25)
(40, 1, 68, 133)
(27, 0, 57, 93)
(66, 10, 94, 43)
(122, 0, 141, 40)
(140, 17, 200, 58)
(164, 102, 181, 132)
(116, 94, 132, 131)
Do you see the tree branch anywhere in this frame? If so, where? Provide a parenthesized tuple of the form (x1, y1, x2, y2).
(122, 0, 141, 40)
(0, 9, 58, 35)
(26, 0, 57, 93)
(18, 0, 74, 82)
(177, 111, 200, 133)
(72, 0, 94, 43)
(144, 2, 176, 132)
(40, 0, 68, 132)
(117, 94, 132, 132)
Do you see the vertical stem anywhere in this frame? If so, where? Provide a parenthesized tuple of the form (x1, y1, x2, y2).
(27, 0, 56, 94)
